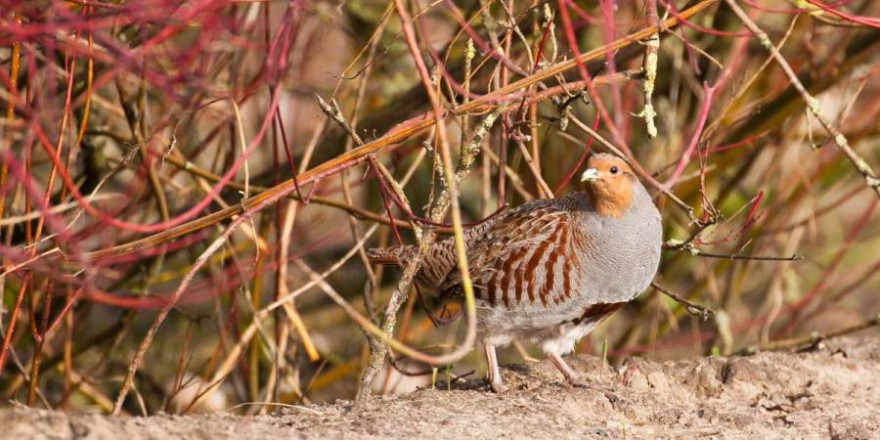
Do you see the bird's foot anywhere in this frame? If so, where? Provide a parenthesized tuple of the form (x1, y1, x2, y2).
(484, 344, 508, 393)
(488, 377, 509, 393)
(565, 374, 591, 389)
(548, 353, 590, 389)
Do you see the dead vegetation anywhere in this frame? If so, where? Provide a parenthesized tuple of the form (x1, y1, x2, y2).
(1, 0, 880, 421)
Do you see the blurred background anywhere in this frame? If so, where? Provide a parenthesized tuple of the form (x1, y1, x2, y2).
(1, 0, 879, 414)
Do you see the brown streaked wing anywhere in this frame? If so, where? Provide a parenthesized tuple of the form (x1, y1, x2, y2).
(440, 206, 569, 309)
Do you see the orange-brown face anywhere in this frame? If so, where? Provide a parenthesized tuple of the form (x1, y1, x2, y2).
(580, 154, 635, 218)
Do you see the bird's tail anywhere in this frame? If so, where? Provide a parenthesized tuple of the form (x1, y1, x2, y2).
(365, 246, 415, 266)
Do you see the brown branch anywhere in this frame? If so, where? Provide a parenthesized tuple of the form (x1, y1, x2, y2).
(79, 0, 720, 262)
(651, 282, 715, 320)
(724, 0, 880, 198)
(665, 242, 803, 262)
(738, 314, 880, 355)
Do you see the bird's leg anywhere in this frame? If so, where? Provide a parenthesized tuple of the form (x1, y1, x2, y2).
(484, 344, 507, 393)
(548, 353, 587, 387)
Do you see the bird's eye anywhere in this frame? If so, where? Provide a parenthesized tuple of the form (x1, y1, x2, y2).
(610, 166, 619, 175)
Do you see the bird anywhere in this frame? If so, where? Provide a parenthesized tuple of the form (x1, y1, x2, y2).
(367, 153, 663, 392)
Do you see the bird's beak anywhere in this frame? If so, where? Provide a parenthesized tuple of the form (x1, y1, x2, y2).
(580, 168, 600, 182)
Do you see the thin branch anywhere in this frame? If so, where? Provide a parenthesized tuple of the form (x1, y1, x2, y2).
(567, 114, 695, 217)
(724, 0, 880, 198)
(739, 314, 880, 355)
(668, 243, 803, 262)
(652, 281, 715, 320)
(357, 0, 482, 406)
(79, 0, 720, 262)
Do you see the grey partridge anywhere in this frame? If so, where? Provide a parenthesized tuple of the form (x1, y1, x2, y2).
(368, 153, 663, 392)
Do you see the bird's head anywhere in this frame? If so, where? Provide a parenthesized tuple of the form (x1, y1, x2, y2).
(580, 153, 636, 218)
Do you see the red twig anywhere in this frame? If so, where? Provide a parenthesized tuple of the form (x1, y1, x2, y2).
(554, 115, 599, 194)
(662, 82, 716, 190)
(557, 0, 630, 154)
(803, 0, 880, 28)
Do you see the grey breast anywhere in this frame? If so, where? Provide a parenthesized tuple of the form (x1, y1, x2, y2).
(577, 183, 662, 305)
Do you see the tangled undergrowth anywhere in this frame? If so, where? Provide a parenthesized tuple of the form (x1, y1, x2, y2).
(1, 0, 879, 415)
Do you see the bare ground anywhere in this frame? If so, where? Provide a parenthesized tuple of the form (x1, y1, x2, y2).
(3, 336, 879, 440)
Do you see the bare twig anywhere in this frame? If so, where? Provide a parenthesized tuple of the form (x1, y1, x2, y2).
(80, 0, 719, 262)
(652, 281, 715, 320)
(567, 114, 694, 217)
(739, 314, 880, 355)
(357, 0, 481, 406)
(724, 0, 880, 198)
(668, 243, 803, 262)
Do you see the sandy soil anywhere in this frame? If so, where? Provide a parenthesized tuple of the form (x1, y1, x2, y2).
(3, 336, 878, 440)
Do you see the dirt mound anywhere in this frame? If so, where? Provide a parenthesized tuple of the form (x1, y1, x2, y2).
(3, 336, 878, 440)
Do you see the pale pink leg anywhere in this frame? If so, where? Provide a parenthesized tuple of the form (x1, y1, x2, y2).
(548, 353, 586, 386)
(484, 344, 507, 393)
